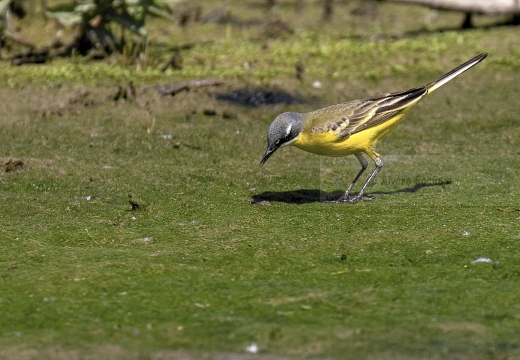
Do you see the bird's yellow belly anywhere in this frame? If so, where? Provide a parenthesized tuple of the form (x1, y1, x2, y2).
(292, 115, 404, 157)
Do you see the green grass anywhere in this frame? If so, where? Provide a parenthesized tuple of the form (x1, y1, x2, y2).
(1, 1, 520, 359)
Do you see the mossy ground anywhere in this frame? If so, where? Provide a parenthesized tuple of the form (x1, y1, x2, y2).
(1, 1, 519, 359)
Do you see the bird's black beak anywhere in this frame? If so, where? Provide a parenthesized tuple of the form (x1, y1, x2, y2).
(260, 146, 278, 165)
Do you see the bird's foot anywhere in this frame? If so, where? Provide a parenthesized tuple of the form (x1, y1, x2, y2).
(332, 193, 375, 204)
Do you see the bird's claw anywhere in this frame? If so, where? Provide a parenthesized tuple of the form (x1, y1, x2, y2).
(331, 194, 375, 204)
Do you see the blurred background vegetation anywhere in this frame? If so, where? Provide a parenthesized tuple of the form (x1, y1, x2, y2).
(1, 0, 518, 68)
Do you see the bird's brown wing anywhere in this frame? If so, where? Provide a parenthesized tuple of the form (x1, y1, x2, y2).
(310, 87, 427, 139)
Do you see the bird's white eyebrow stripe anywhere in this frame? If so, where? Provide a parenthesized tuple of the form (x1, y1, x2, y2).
(285, 123, 292, 136)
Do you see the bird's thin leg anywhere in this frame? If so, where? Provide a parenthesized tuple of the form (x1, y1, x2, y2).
(348, 155, 383, 203)
(335, 154, 368, 203)
(341, 154, 368, 199)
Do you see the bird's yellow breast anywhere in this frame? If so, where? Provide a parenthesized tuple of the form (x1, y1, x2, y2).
(292, 113, 405, 157)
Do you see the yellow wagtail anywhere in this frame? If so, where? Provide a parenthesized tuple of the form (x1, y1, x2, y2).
(261, 53, 487, 203)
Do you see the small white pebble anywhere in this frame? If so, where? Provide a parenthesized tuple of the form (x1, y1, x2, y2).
(246, 343, 258, 354)
(312, 80, 322, 89)
(471, 257, 492, 264)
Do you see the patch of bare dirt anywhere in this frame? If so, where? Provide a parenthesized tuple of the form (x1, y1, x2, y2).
(0, 75, 307, 136)
(3, 159, 25, 172)
(0, 346, 312, 360)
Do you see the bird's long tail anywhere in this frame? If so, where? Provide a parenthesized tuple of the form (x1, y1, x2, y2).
(426, 53, 487, 94)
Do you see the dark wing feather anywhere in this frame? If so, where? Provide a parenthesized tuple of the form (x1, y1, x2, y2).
(344, 86, 427, 138)
(311, 86, 427, 139)
(339, 109, 401, 138)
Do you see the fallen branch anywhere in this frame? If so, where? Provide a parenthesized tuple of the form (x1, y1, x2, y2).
(390, 0, 520, 15)
(11, 49, 49, 66)
(3, 31, 37, 49)
(155, 78, 223, 96)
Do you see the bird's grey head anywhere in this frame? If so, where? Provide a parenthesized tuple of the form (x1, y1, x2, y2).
(261, 112, 303, 165)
